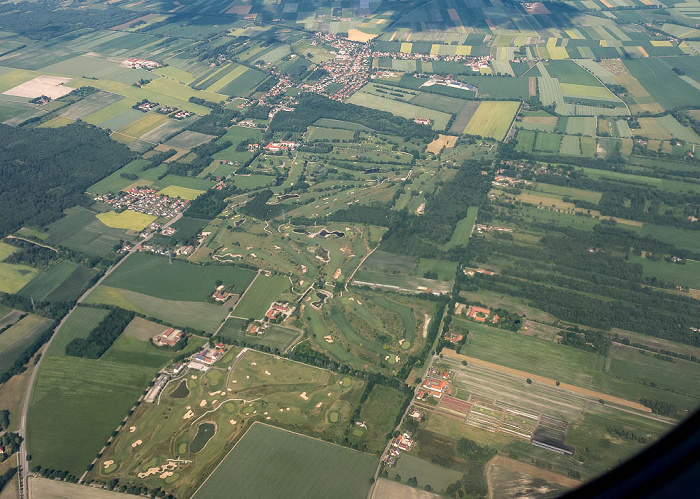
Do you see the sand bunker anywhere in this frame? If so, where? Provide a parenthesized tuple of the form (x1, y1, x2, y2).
(265, 370, 271, 375)
(160, 471, 173, 479)
(230, 419, 237, 425)
(129, 426, 136, 432)
(200, 400, 207, 407)
(138, 462, 178, 479)
(316, 402, 323, 408)
(191, 375, 197, 379)
(103, 460, 114, 469)
(183, 410, 195, 420)
(131, 439, 143, 448)
(251, 362, 257, 366)
(300, 392, 309, 400)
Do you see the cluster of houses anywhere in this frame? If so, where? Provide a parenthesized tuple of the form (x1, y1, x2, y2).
(371, 49, 492, 72)
(300, 33, 371, 101)
(416, 368, 453, 401)
(264, 302, 294, 322)
(474, 223, 513, 234)
(413, 118, 431, 126)
(137, 100, 159, 112)
(190, 343, 225, 370)
(125, 58, 162, 70)
(461, 305, 499, 324)
(463, 267, 496, 277)
(384, 431, 416, 466)
(265, 141, 299, 153)
(95, 187, 190, 218)
(211, 285, 233, 303)
(492, 175, 531, 188)
(152, 327, 183, 347)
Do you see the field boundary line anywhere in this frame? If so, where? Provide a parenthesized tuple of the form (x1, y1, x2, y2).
(442, 349, 651, 413)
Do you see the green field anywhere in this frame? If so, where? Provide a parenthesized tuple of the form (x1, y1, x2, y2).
(445, 206, 478, 249)
(392, 454, 462, 493)
(233, 274, 289, 319)
(101, 253, 256, 302)
(631, 256, 700, 290)
(416, 258, 458, 281)
(192, 423, 377, 499)
(46, 207, 132, 257)
(535, 132, 562, 152)
(46, 306, 109, 356)
(462, 101, 519, 140)
(0, 242, 18, 262)
(459, 320, 700, 411)
(18, 260, 82, 301)
(0, 262, 38, 294)
(217, 320, 300, 352)
(101, 333, 204, 368)
(347, 90, 451, 130)
(0, 314, 53, 373)
(84, 286, 228, 332)
(27, 355, 157, 477)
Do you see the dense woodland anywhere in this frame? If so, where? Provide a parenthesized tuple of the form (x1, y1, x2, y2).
(0, 124, 133, 237)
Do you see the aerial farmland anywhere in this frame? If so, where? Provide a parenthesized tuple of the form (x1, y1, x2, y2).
(0, 0, 699, 498)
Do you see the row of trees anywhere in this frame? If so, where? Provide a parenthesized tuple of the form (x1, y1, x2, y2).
(65, 308, 135, 358)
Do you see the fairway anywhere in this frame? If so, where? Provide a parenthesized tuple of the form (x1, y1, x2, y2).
(193, 423, 377, 499)
(97, 210, 156, 231)
(463, 101, 519, 140)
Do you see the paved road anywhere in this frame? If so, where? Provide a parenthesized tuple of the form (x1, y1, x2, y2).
(17, 213, 182, 499)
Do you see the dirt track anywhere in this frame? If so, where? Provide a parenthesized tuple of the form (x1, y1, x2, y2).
(442, 349, 651, 413)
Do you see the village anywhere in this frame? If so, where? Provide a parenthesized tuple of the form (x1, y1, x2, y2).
(95, 187, 190, 218)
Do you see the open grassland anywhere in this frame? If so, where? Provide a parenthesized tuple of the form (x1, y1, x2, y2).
(217, 320, 300, 352)
(640, 223, 700, 253)
(157, 185, 205, 200)
(456, 320, 700, 412)
(233, 274, 289, 319)
(102, 253, 256, 301)
(0, 241, 18, 261)
(0, 262, 39, 294)
(193, 423, 377, 499)
(27, 355, 157, 477)
(84, 286, 228, 332)
(97, 210, 156, 231)
(46, 207, 131, 257)
(445, 206, 479, 249)
(392, 454, 462, 493)
(117, 113, 170, 140)
(101, 333, 203, 369)
(0, 314, 53, 372)
(18, 260, 78, 301)
(462, 101, 519, 140)
(347, 90, 451, 130)
(46, 306, 108, 356)
(29, 477, 141, 499)
(630, 256, 700, 290)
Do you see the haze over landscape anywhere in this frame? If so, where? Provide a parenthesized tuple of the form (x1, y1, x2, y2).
(0, 0, 699, 498)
